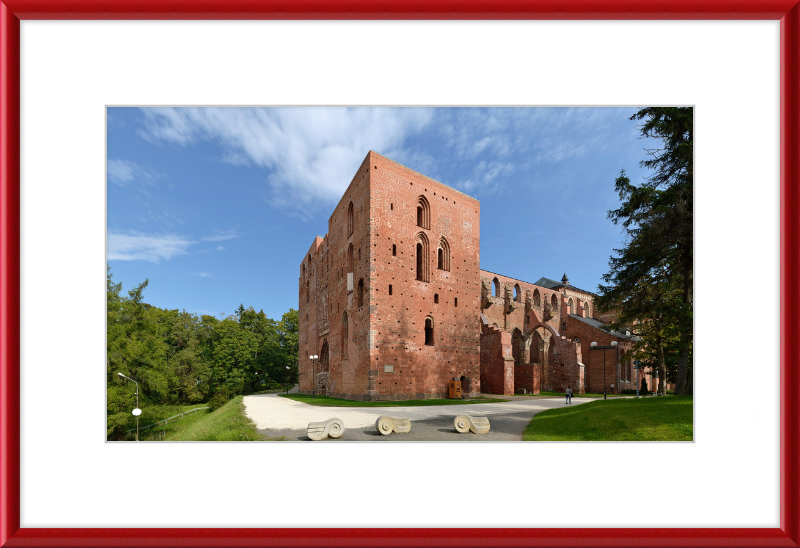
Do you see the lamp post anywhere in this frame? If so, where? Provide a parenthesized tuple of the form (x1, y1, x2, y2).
(310, 355, 318, 400)
(286, 366, 291, 395)
(118, 372, 140, 441)
(633, 360, 641, 398)
(589, 341, 617, 400)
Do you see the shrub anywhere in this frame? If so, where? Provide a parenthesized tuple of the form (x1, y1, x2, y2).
(640, 378, 649, 393)
(207, 392, 231, 411)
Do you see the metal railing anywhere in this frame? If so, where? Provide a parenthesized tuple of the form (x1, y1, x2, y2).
(126, 407, 209, 434)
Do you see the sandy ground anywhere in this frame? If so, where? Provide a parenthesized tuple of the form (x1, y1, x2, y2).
(242, 392, 592, 441)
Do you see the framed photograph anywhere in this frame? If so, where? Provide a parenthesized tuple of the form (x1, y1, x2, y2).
(1, 2, 798, 547)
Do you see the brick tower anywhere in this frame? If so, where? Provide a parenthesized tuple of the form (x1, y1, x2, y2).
(298, 151, 481, 401)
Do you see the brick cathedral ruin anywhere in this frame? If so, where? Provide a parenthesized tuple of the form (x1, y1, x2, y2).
(298, 151, 655, 401)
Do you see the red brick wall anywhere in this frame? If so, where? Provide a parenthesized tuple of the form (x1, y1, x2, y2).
(298, 155, 373, 399)
(563, 314, 637, 394)
(480, 315, 513, 395)
(369, 152, 481, 400)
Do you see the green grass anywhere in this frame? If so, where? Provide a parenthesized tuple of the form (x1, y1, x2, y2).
(539, 391, 632, 399)
(127, 403, 209, 441)
(523, 396, 693, 441)
(278, 393, 509, 407)
(168, 395, 266, 441)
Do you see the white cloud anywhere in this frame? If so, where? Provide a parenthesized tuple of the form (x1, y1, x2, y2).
(202, 229, 240, 242)
(107, 159, 158, 186)
(457, 160, 515, 194)
(107, 231, 193, 263)
(137, 107, 435, 217)
(133, 106, 635, 216)
(191, 272, 213, 278)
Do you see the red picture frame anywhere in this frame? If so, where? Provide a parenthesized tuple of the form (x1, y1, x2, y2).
(1, 2, 798, 547)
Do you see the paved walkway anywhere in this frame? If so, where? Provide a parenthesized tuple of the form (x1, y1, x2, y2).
(242, 392, 593, 441)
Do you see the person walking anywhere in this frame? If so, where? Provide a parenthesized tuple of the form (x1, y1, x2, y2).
(566, 386, 573, 405)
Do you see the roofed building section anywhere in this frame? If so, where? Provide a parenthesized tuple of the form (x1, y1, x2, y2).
(534, 276, 597, 297)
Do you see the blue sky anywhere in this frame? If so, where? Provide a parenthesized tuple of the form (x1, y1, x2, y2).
(107, 107, 659, 321)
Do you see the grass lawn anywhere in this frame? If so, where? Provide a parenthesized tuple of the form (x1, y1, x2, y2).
(126, 403, 209, 441)
(168, 396, 265, 441)
(523, 396, 693, 441)
(278, 393, 509, 407)
(539, 391, 632, 399)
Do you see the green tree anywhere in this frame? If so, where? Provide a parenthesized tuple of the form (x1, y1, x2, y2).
(277, 308, 299, 383)
(596, 107, 693, 395)
(107, 268, 170, 439)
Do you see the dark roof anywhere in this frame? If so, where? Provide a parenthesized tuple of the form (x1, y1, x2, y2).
(533, 277, 597, 296)
(568, 314, 639, 341)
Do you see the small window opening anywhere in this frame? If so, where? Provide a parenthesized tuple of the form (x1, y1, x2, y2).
(392, 244, 396, 256)
(390, 203, 393, 211)
(389, 285, 393, 296)
(358, 279, 364, 308)
(434, 294, 439, 304)
(455, 298, 458, 307)
(424, 318, 434, 346)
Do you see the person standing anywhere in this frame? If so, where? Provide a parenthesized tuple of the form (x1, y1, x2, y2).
(566, 386, 573, 405)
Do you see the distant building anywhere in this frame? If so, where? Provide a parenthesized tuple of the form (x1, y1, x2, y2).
(298, 151, 657, 400)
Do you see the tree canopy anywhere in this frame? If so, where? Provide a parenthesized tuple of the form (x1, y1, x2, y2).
(596, 107, 693, 395)
(106, 266, 298, 439)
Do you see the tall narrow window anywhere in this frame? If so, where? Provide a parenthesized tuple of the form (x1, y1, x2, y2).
(415, 232, 430, 282)
(533, 289, 541, 308)
(392, 244, 396, 256)
(357, 279, 364, 308)
(437, 237, 450, 271)
(390, 203, 393, 211)
(568, 298, 574, 314)
(416, 195, 430, 229)
(454, 298, 458, 307)
(514, 284, 521, 301)
(434, 294, 439, 304)
(341, 312, 348, 359)
(424, 317, 434, 346)
(389, 284, 393, 295)
(492, 278, 500, 297)
(347, 244, 354, 274)
(347, 201, 354, 236)
(551, 294, 558, 311)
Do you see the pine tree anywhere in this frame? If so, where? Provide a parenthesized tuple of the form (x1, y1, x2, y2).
(596, 107, 693, 395)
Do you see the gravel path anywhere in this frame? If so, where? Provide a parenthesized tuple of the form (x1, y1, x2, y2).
(242, 393, 593, 441)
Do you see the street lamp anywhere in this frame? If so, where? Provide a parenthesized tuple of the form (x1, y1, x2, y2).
(589, 341, 617, 400)
(286, 365, 291, 395)
(310, 355, 319, 400)
(118, 372, 140, 441)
